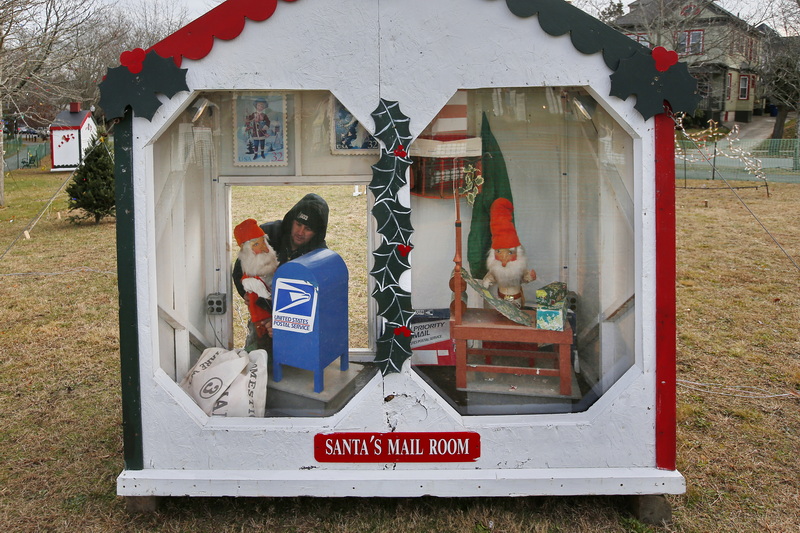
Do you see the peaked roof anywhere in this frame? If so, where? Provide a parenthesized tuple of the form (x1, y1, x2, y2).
(51, 109, 93, 128)
(615, 0, 750, 30)
(99, 0, 700, 121)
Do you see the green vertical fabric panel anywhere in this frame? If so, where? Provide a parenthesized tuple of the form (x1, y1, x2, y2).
(467, 113, 514, 280)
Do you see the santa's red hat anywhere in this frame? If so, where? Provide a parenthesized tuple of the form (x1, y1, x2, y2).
(234, 218, 265, 247)
(489, 198, 520, 249)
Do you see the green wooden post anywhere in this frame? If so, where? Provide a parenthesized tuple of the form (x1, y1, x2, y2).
(115, 110, 144, 470)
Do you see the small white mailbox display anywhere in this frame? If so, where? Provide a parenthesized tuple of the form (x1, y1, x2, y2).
(49, 102, 97, 171)
(100, 0, 699, 512)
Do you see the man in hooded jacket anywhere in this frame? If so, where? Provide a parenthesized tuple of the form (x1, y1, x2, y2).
(232, 193, 329, 351)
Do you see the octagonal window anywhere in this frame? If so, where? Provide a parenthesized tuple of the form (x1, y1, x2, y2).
(151, 91, 379, 418)
(409, 88, 636, 415)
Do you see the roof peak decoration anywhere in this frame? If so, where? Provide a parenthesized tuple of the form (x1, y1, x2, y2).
(100, 0, 699, 121)
(150, 0, 298, 67)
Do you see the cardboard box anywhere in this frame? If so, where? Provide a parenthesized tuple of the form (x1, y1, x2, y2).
(536, 300, 567, 331)
(410, 311, 455, 365)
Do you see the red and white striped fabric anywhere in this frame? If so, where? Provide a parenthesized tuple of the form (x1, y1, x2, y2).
(430, 90, 468, 137)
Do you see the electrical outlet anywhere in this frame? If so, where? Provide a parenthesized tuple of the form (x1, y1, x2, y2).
(206, 293, 226, 315)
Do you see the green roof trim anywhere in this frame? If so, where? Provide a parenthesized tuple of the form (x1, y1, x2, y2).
(506, 0, 701, 118)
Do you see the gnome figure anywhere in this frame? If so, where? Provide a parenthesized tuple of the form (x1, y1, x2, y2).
(481, 198, 536, 308)
(234, 218, 279, 341)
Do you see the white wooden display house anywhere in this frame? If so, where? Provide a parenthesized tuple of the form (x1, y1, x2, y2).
(100, 0, 700, 514)
(49, 102, 98, 171)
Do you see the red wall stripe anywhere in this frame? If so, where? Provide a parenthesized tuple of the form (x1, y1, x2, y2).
(654, 109, 677, 471)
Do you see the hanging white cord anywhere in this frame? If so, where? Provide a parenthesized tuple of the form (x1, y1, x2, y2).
(0, 139, 113, 263)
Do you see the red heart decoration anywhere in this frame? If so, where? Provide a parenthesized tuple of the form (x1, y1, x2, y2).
(652, 46, 679, 72)
(394, 326, 412, 337)
(120, 48, 147, 74)
(397, 244, 413, 257)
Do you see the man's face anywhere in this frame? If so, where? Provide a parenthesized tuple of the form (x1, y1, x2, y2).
(290, 219, 315, 249)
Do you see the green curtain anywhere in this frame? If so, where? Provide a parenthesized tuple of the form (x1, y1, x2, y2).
(467, 113, 513, 280)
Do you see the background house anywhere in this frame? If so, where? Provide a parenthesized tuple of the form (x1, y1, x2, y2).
(614, 0, 766, 123)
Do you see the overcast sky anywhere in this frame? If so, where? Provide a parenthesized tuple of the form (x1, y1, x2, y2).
(175, 0, 776, 32)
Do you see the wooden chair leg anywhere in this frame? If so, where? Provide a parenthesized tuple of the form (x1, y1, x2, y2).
(558, 343, 571, 396)
(455, 339, 468, 389)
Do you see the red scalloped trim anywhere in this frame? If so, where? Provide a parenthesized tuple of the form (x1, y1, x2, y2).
(122, 0, 298, 69)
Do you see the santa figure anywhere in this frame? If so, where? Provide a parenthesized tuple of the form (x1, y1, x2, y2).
(481, 198, 536, 308)
(234, 218, 278, 345)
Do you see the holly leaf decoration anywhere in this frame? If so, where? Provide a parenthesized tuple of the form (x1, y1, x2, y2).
(371, 99, 412, 153)
(609, 49, 702, 120)
(372, 198, 414, 246)
(369, 99, 414, 374)
(375, 329, 413, 375)
(370, 151, 410, 199)
(370, 241, 412, 292)
(372, 286, 414, 327)
(99, 50, 189, 121)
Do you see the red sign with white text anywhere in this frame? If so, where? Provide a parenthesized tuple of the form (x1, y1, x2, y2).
(314, 431, 481, 463)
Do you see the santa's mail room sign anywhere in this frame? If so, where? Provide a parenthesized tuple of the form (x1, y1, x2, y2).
(314, 432, 481, 462)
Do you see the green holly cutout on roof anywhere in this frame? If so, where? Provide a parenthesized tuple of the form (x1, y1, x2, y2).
(610, 47, 702, 120)
(99, 50, 189, 121)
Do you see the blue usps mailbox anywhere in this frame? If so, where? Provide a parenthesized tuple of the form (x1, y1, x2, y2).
(271, 248, 349, 393)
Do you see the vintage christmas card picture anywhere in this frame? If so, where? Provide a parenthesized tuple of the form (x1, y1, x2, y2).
(233, 93, 288, 166)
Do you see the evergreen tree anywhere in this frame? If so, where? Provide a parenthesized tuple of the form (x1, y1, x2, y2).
(66, 134, 115, 224)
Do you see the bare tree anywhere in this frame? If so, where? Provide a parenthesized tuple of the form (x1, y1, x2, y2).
(0, 0, 188, 206)
(755, 0, 800, 138)
(67, 0, 189, 120)
(1, 0, 111, 204)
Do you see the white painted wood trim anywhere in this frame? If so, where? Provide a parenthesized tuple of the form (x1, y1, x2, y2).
(118, 467, 685, 497)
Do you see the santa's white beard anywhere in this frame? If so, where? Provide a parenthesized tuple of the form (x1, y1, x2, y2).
(485, 245, 528, 290)
(240, 240, 278, 285)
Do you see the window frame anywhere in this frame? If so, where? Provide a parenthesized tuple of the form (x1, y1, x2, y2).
(726, 73, 732, 101)
(676, 29, 704, 56)
(625, 32, 651, 48)
(738, 75, 750, 100)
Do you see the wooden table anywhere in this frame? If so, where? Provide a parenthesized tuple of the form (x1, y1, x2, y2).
(451, 308, 574, 396)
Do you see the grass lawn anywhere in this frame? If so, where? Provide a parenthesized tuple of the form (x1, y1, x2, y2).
(0, 164, 798, 532)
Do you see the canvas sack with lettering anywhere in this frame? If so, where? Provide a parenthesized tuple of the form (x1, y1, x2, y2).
(211, 349, 268, 417)
(180, 347, 248, 415)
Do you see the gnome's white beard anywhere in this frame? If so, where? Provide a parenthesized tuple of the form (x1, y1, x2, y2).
(240, 239, 278, 286)
(484, 245, 529, 293)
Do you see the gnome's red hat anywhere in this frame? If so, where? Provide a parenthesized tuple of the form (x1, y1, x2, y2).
(234, 218, 265, 247)
(489, 198, 520, 249)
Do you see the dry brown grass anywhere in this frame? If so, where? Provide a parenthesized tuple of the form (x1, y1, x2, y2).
(0, 169, 798, 532)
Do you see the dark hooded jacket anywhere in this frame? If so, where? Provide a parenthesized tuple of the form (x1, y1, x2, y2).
(233, 193, 329, 301)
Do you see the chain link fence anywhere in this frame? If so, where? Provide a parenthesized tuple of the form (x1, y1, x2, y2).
(3, 139, 50, 171)
(676, 139, 800, 184)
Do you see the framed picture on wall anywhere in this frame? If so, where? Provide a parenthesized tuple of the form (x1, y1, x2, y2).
(233, 93, 288, 166)
(330, 96, 380, 155)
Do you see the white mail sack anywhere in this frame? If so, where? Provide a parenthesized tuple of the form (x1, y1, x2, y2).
(180, 348, 248, 415)
(211, 349, 268, 418)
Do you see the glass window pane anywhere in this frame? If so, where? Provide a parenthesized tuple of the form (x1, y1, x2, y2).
(409, 87, 635, 416)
